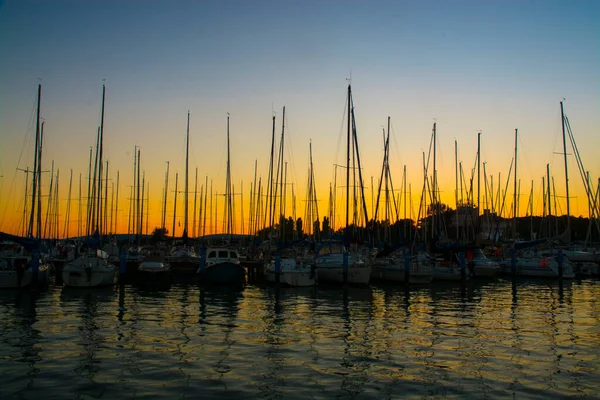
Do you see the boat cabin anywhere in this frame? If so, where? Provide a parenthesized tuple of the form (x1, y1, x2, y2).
(206, 248, 239, 266)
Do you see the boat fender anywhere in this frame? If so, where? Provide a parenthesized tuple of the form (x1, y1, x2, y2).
(540, 258, 549, 268)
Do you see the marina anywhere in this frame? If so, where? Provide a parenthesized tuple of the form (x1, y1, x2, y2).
(1, 1, 599, 398)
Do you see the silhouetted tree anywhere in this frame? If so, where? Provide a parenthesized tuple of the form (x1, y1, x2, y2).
(296, 217, 303, 239)
(322, 216, 330, 238)
(151, 227, 168, 244)
(313, 218, 321, 241)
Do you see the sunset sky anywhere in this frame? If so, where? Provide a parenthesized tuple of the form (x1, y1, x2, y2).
(1, 0, 599, 238)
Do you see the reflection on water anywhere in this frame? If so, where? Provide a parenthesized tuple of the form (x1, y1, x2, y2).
(1, 279, 599, 399)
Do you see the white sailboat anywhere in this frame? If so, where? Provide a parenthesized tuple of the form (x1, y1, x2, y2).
(62, 84, 115, 288)
(314, 84, 371, 286)
(0, 242, 49, 289)
(316, 242, 370, 285)
(499, 249, 576, 279)
(371, 250, 434, 284)
(168, 112, 201, 279)
(266, 247, 317, 287)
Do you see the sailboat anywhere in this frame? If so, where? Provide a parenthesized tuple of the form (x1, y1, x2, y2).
(555, 101, 599, 276)
(62, 84, 116, 287)
(166, 112, 201, 279)
(198, 114, 246, 285)
(265, 120, 317, 287)
(0, 84, 50, 289)
(315, 84, 372, 286)
(369, 117, 433, 284)
(494, 127, 575, 279)
(0, 235, 49, 289)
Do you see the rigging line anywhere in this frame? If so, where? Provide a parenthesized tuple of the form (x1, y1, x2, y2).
(566, 117, 600, 220)
(283, 110, 299, 198)
(516, 130, 536, 182)
(332, 91, 348, 184)
(389, 120, 403, 168)
(0, 92, 38, 230)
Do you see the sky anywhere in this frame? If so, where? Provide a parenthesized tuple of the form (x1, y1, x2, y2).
(0, 0, 599, 238)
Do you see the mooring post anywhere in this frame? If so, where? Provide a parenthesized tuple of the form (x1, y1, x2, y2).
(343, 248, 349, 284)
(31, 249, 40, 291)
(275, 251, 281, 284)
(459, 251, 466, 282)
(511, 248, 517, 280)
(403, 249, 410, 284)
(558, 249, 564, 279)
(119, 247, 127, 283)
(199, 245, 207, 279)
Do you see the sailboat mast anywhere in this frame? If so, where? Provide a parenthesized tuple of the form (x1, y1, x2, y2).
(432, 122, 437, 237)
(513, 129, 518, 238)
(403, 165, 407, 239)
(114, 171, 119, 234)
(28, 84, 41, 238)
(64, 169, 73, 238)
(145, 183, 150, 235)
(172, 172, 178, 239)
(455, 140, 459, 239)
(203, 175, 208, 237)
(184, 111, 190, 239)
(266, 115, 276, 234)
(78, 173, 82, 238)
(90, 128, 100, 235)
(560, 101, 571, 239)
(97, 84, 105, 235)
(104, 160, 109, 235)
(136, 148, 141, 237)
(345, 85, 351, 243)
(251, 160, 257, 236)
(162, 161, 169, 230)
(226, 113, 233, 236)
(193, 167, 198, 238)
(86, 146, 92, 235)
(22, 167, 29, 237)
(477, 131, 481, 216)
(547, 164, 552, 217)
(37, 121, 44, 238)
(44, 164, 54, 239)
(140, 172, 145, 243)
(279, 107, 285, 225)
(385, 118, 391, 226)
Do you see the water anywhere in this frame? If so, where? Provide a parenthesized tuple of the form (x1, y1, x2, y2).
(1, 279, 599, 399)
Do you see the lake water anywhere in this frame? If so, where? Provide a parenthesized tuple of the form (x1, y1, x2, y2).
(1, 279, 599, 399)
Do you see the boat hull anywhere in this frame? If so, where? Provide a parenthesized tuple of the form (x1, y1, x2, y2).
(470, 263, 500, 278)
(316, 264, 371, 286)
(500, 258, 576, 279)
(0, 267, 48, 289)
(62, 257, 115, 287)
(265, 258, 316, 287)
(200, 262, 245, 285)
(168, 259, 199, 275)
(371, 261, 433, 284)
(266, 270, 316, 287)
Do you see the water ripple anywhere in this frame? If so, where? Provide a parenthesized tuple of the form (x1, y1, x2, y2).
(0, 279, 599, 399)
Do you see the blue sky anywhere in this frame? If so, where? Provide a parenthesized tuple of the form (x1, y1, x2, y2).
(1, 0, 599, 234)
